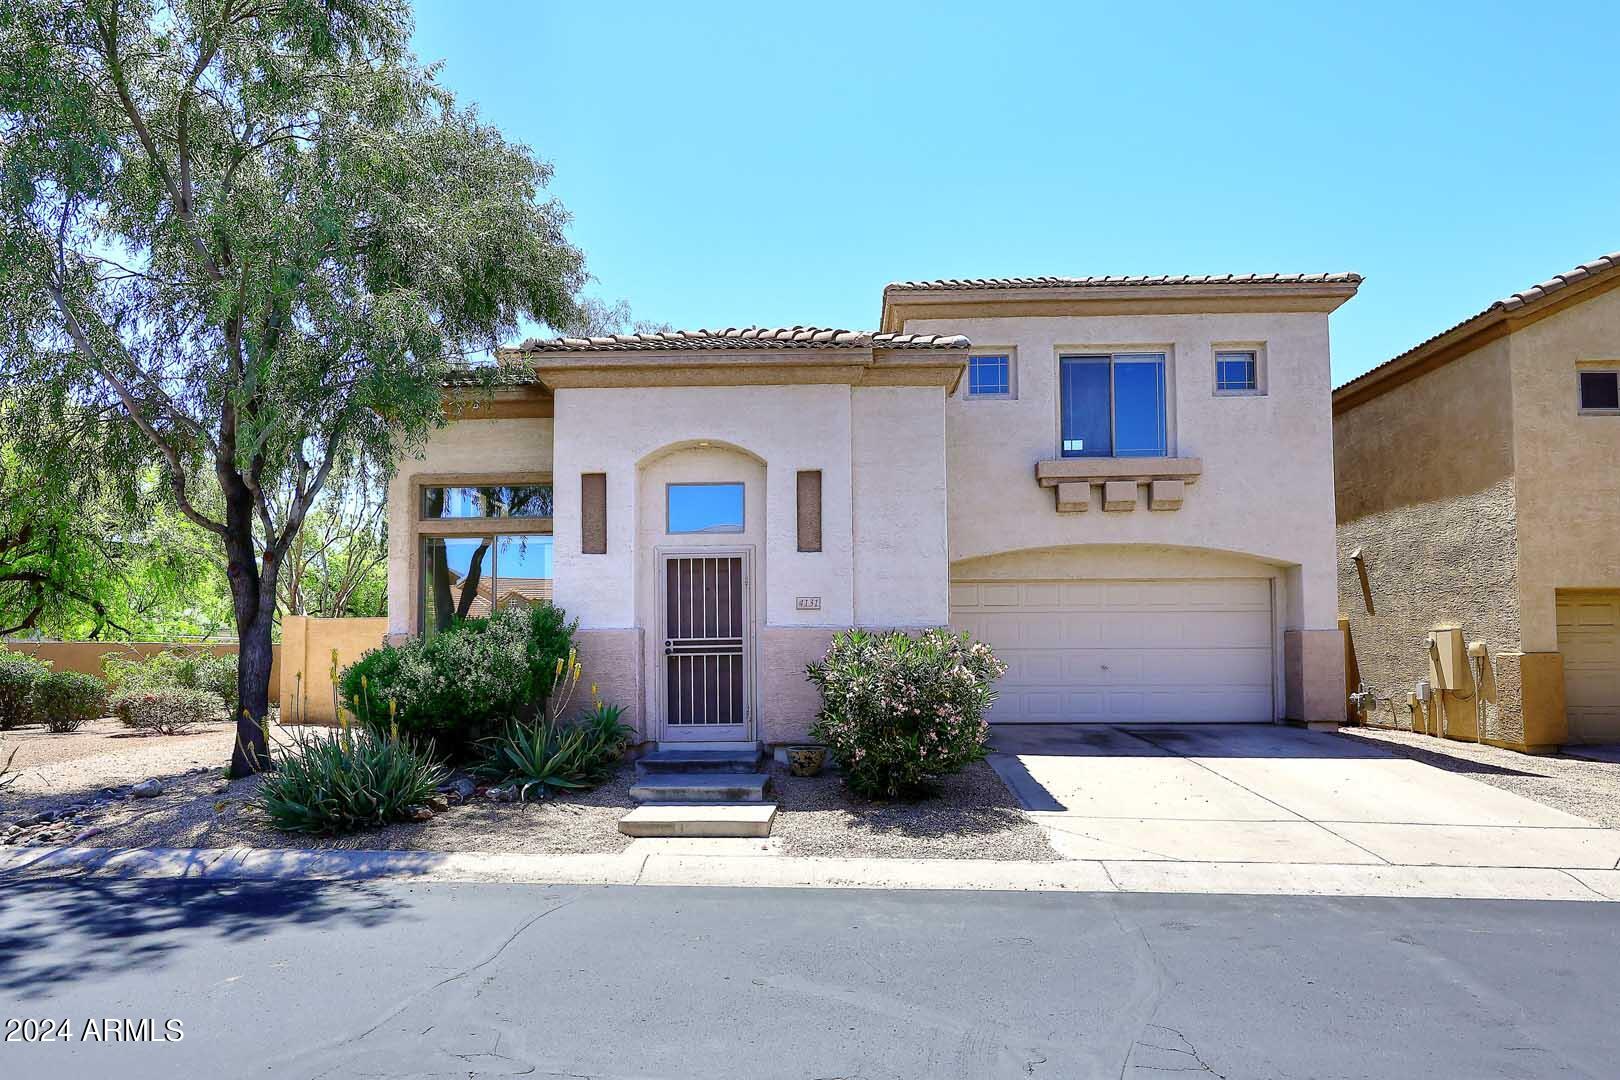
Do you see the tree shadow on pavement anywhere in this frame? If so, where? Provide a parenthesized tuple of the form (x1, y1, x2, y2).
(0, 875, 412, 1001)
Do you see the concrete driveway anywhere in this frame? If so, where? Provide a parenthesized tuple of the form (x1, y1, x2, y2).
(988, 725, 1620, 871)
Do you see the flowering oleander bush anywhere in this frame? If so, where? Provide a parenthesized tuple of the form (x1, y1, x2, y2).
(339, 603, 578, 759)
(34, 670, 108, 733)
(0, 648, 50, 729)
(806, 628, 1006, 800)
(110, 686, 225, 734)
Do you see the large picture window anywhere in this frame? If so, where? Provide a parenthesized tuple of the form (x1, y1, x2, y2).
(416, 478, 553, 636)
(1059, 353, 1167, 457)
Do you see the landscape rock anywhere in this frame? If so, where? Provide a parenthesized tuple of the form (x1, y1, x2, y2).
(486, 784, 520, 803)
(407, 805, 434, 822)
(131, 778, 165, 799)
(440, 777, 477, 804)
(426, 795, 450, 813)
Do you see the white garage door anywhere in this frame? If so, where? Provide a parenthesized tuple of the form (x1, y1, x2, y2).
(950, 578, 1274, 724)
(1557, 590, 1620, 743)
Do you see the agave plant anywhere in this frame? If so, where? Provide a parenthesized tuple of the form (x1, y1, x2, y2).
(258, 724, 447, 835)
(478, 703, 633, 802)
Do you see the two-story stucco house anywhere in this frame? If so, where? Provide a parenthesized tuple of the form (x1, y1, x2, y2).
(1335, 252, 1620, 750)
(386, 271, 1361, 749)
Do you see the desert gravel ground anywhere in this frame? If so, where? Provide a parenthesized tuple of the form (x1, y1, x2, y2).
(1339, 725, 1620, 828)
(3, 717, 235, 796)
(3, 722, 1053, 859)
(770, 758, 1059, 861)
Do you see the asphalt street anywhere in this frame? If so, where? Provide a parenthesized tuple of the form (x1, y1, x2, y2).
(0, 877, 1616, 1079)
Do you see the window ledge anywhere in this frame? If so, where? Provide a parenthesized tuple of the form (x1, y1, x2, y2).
(1035, 457, 1201, 514)
(1035, 457, 1203, 486)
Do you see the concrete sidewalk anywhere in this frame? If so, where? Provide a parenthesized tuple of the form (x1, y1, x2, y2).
(5, 723, 1618, 903)
(989, 723, 1620, 871)
(3, 839, 1618, 902)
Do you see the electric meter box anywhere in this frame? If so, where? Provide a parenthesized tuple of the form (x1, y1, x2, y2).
(1427, 627, 1466, 691)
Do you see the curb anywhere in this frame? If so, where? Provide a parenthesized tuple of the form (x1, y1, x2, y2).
(2, 843, 1618, 902)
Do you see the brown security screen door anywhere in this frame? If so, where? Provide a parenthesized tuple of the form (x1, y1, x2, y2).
(662, 553, 748, 738)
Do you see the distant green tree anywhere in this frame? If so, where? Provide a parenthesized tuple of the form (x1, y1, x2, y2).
(0, 0, 586, 775)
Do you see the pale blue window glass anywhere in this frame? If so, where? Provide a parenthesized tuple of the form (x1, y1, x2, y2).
(1059, 357, 1112, 457)
(667, 483, 745, 533)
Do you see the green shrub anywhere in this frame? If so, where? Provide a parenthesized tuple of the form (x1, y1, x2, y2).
(340, 603, 578, 759)
(478, 702, 633, 800)
(258, 727, 448, 834)
(806, 628, 1006, 800)
(33, 670, 108, 733)
(104, 650, 238, 714)
(0, 649, 50, 730)
(110, 686, 225, 734)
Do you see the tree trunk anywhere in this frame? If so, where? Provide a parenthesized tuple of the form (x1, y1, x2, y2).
(229, 608, 275, 778)
(222, 492, 276, 778)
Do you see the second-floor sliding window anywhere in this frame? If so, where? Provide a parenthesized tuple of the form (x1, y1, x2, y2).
(1059, 353, 1167, 458)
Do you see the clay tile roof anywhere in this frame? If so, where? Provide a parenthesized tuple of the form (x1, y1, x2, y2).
(883, 272, 1363, 292)
(1335, 251, 1620, 401)
(511, 326, 969, 351)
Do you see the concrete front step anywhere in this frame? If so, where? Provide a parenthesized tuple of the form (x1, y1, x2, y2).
(629, 771, 770, 804)
(618, 803, 778, 838)
(636, 748, 765, 776)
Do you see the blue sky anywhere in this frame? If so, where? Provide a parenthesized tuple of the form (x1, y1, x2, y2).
(413, 1, 1620, 384)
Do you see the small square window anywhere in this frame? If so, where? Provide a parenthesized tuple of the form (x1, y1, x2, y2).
(1215, 351, 1259, 394)
(967, 354, 1012, 398)
(1578, 370, 1620, 412)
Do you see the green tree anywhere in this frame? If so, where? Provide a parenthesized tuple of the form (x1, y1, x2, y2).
(0, 425, 129, 638)
(0, 0, 585, 775)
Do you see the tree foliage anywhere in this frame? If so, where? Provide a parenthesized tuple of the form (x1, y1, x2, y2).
(0, 0, 587, 774)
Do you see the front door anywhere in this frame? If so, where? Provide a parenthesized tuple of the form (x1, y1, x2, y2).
(659, 551, 751, 741)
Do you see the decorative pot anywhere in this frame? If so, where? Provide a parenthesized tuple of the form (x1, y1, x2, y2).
(786, 745, 827, 777)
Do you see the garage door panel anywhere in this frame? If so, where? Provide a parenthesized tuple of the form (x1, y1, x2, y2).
(952, 576, 1274, 724)
(1558, 591, 1620, 742)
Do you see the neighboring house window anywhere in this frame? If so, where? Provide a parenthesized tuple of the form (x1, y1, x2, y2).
(1059, 353, 1167, 457)
(667, 482, 745, 534)
(966, 353, 1013, 398)
(1578, 370, 1620, 413)
(1215, 350, 1260, 394)
(417, 481, 553, 636)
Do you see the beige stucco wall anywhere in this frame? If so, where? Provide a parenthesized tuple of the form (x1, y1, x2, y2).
(384, 417, 555, 637)
(851, 386, 950, 627)
(1506, 285, 1620, 653)
(906, 311, 1340, 632)
(1332, 284, 1620, 748)
(549, 384, 950, 743)
(278, 616, 388, 724)
(1334, 330, 1523, 738)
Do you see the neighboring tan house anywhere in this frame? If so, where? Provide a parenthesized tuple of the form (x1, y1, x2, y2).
(1334, 252, 1620, 749)
(386, 271, 1361, 748)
